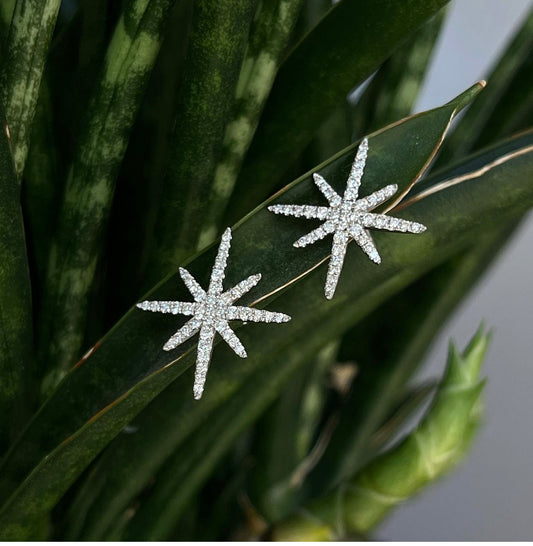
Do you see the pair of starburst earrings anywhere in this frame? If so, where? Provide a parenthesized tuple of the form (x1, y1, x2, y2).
(137, 138, 427, 399)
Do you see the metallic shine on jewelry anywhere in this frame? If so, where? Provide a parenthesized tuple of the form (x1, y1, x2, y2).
(137, 228, 291, 400)
(268, 138, 427, 300)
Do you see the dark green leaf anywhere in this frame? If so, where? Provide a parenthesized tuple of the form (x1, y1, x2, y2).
(0, 0, 62, 177)
(90, 127, 533, 539)
(0, 0, 15, 41)
(23, 79, 59, 293)
(0, 112, 34, 454)
(197, 0, 306, 250)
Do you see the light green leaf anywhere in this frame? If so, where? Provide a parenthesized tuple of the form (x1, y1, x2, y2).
(272, 329, 489, 540)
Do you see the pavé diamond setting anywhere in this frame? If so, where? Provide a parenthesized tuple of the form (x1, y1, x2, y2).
(268, 138, 427, 299)
(137, 228, 291, 399)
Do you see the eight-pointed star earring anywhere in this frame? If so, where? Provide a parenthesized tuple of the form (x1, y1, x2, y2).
(137, 228, 291, 400)
(268, 137, 427, 299)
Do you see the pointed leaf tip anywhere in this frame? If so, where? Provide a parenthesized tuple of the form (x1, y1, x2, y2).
(448, 81, 486, 112)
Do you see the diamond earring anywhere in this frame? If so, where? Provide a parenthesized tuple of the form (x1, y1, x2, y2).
(137, 228, 291, 399)
(268, 138, 427, 299)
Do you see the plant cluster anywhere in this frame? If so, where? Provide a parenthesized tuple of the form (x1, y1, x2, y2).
(0, 0, 532, 540)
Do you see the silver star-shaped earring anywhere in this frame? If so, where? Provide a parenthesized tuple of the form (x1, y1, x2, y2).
(268, 138, 427, 300)
(137, 228, 291, 399)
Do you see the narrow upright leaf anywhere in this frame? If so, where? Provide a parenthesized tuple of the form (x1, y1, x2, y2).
(147, 0, 258, 283)
(0, 0, 62, 177)
(40, 0, 181, 383)
(0, 113, 33, 454)
(439, 5, 533, 164)
(197, 0, 305, 249)
(0, 0, 15, 40)
(23, 79, 59, 288)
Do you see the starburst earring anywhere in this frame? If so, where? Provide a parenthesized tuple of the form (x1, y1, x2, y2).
(137, 228, 291, 400)
(268, 138, 427, 300)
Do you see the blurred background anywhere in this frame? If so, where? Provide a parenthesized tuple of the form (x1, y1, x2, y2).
(380, 0, 533, 540)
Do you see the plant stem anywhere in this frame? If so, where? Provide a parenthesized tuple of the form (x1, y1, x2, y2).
(40, 0, 179, 384)
(0, 0, 62, 178)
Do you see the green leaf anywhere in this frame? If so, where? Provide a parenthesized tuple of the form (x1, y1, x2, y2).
(197, 0, 305, 250)
(39, 0, 182, 384)
(0, 111, 34, 454)
(351, 10, 446, 138)
(104, 0, 194, 319)
(147, 0, 259, 284)
(23, 78, 59, 291)
(0, 0, 15, 41)
(247, 341, 338, 523)
(271, 329, 489, 540)
(0, 87, 523, 540)
(0, 0, 62, 177)
(119, 343, 331, 540)
(438, 5, 533, 165)
(225, 0, 451, 223)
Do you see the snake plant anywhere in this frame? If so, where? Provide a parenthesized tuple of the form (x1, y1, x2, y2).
(0, 0, 532, 540)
